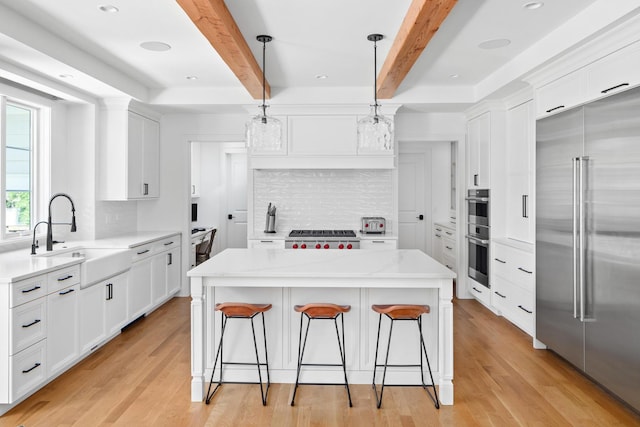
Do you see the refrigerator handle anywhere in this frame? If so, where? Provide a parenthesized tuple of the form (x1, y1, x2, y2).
(579, 156, 589, 322)
(572, 157, 579, 319)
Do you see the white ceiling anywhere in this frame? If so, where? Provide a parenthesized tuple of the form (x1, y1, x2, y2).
(0, 0, 637, 113)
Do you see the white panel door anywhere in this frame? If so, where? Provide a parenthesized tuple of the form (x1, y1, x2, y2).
(398, 151, 430, 253)
(226, 153, 247, 248)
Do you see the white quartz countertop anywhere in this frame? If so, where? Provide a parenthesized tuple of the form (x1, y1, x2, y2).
(0, 231, 180, 283)
(188, 248, 455, 281)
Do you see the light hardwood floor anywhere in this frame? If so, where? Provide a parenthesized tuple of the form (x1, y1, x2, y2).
(2, 296, 639, 426)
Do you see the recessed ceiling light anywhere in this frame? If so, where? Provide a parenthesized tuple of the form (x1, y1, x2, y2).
(478, 38, 511, 50)
(315, 74, 328, 80)
(98, 5, 119, 13)
(449, 74, 460, 79)
(523, 2, 543, 10)
(140, 41, 172, 52)
(185, 75, 198, 80)
(59, 74, 73, 79)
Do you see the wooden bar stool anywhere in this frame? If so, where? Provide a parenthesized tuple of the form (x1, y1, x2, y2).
(290, 303, 352, 407)
(371, 304, 440, 409)
(206, 302, 272, 406)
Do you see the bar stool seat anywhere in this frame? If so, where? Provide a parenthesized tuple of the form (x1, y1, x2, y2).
(371, 303, 439, 409)
(206, 302, 272, 406)
(291, 303, 352, 407)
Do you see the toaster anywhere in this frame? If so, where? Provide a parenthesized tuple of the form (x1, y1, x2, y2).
(361, 217, 386, 234)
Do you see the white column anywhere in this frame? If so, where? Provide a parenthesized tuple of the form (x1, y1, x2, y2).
(439, 278, 454, 405)
(190, 276, 205, 401)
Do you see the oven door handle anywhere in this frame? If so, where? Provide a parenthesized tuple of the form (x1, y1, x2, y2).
(465, 197, 489, 202)
(465, 235, 489, 246)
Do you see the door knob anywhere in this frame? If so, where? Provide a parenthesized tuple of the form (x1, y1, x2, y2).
(417, 214, 424, 220)
(228, 214, 234, 220)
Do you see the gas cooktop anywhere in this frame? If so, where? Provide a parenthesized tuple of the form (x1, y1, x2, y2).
(288, 230, 357, 238)
(285, 229, 359, 249)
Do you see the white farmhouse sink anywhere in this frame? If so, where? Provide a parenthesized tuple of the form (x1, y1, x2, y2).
(39, 247, 132, 288)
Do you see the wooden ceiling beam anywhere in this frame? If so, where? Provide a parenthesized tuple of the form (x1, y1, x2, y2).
(377, 0, 457, 99)
(176, 0, 268, 99)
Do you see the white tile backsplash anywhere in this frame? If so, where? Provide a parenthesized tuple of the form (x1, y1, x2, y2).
(253, 169, 393, 234)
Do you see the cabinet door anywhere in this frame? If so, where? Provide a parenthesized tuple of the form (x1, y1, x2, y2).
(467, 112, 490, 188)
(151, 252, 167, 305)
(128, 260, 152, 319)
(127, 111, 145, 199)
(506, 101, 534, 243)
(586, 41, 640, 101)
(167, 248, 181, 295)
(247, 239, 285, 248)
(190, 142, 201, 198)
(359, 239, 397, 250)
(288, 116, 357, 155)
(432, 228, 444, 262)
(142, 117, 160, 198)
(536, 70, 586, 118)
(105, 273, 128, 336)
(48, 284, 79, 375)
(79, 283, 106, 354)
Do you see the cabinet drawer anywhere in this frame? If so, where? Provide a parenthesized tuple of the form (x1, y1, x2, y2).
(247, 239, 285, 248)
(469, 282, 491, 306)
(131, 244, 154, 262)
(10, 340, 46, 402)
(11, 275, 47, 308)
(492, 243, 534, 292)
(507, 285, 534, 336)
(491, 276, 513, 314)
(441, 253, 456, 272)
(11, 298, 47, 355)
(442, 239, 456, 256)
(360, 239, 397, 250)
(48, 265, 80, 294)
(156, 236, 180, 251)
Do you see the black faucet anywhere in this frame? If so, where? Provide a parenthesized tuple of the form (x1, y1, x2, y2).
(46, 193, 77, 251)
(31, 221, 49, 255)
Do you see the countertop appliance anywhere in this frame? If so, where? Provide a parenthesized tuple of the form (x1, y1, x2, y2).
(285, 230, 359, 249)
(536, 85, 640, 412)
(361, 217, 386, 234)
(465, 189, 489, 288)
(265, 203, 277, 233)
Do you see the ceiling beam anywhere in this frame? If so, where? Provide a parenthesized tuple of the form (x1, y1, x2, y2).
(377, 0, 457, 99)
(176, 0, 268, 99)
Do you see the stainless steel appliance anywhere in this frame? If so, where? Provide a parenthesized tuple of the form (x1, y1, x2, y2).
(264, 203, 277, 233)
(361, 217, 386, 234)
(536, 86, 640, 412)
(466, 189, 490, 288)
(285, 230, 360, 249)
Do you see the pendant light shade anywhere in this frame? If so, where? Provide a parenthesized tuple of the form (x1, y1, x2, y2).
(357, 34, 394, 151)
(246, 35, 282, 151)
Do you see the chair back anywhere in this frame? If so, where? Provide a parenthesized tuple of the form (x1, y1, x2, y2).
(196, 229, 217, 258)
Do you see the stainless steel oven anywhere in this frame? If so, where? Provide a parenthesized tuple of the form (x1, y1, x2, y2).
(466, 189, 490, 288)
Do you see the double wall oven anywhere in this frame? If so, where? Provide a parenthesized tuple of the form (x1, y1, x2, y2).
(466, 189, 490, 288)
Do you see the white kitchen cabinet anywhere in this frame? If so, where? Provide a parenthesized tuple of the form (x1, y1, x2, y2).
(98, 100, 160, 200)
(190, 142, 201, 198)
(47, 283, 79, 377)
(151, 252, 167, 306)
(505, 101, 534, 243)
(79, 282, 106, 354)
(433, 223, 456, 273)
(10, 340, 46, 404)
(535, 69, 587, 118)
(491, 240, 534, 336)
(247, 239, 285, 248)
(105, 273, 128, 336)
(359, 239, 398, 250)
(469, 281, 491, 306)
(288, 116, 356, 156)
(166, 248, 181, 296)
(467, 112, 491, 188)
(586, 41, 640, 102)
(128, 251, 152, 320)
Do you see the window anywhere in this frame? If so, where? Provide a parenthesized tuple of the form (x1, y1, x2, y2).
(1, 96, 47, 240)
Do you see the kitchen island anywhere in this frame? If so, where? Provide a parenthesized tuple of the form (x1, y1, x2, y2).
(188, 248, 456, 404)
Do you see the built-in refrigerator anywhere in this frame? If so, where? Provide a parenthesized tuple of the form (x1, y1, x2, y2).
(536, 85, 640, 412)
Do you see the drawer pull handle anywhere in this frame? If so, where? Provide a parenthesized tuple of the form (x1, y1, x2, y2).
(22, 362, 41, 374)
(518, 305, 533, 314)
(494, 258, 506, 264)
(445, 231, 453, 236)
(472, 287, 482, 294)
(372, 240, 385, 243)
(57, 275, 73, 281)
(260, 240, 273, 243)
(445, 246, 453, 250)
(494, 291, 506, 299)
(601, 83, 629, 94)
(518, 267, 533, 274)
(446, 264, 453, 269)
(59, 288, 75, 295)
(546, 105, 565, 113)
(22, 285, 42, 294)
(137, 249, 150, 255)
(22, 319, 41, 328)
(435, 234, 442, 238)
(164, 241, 174, 246)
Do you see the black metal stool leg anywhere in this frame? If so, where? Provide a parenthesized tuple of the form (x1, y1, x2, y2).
(334, 313, 352, 407)
(372, 313, 383, 390)
(291, 312, 311, 406)
(374, 317, 395, 409)
(417, 316, 440, 408)
(261, 312, 271, 397)
(250, 315, 269, 406)
(206, 313, 228, 404)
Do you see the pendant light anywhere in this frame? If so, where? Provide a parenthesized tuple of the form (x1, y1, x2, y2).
(357, 34, 394, 151)
(246, 35, 282, 151)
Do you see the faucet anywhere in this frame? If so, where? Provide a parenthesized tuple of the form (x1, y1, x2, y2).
(31, 221, 49, 255)
(46, 193, 77, 251)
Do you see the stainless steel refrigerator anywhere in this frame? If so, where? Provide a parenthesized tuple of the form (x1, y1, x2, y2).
(536, 85, 640, 412)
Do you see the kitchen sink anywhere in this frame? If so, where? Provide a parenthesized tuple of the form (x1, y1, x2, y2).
(38, 247, 132, 288)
